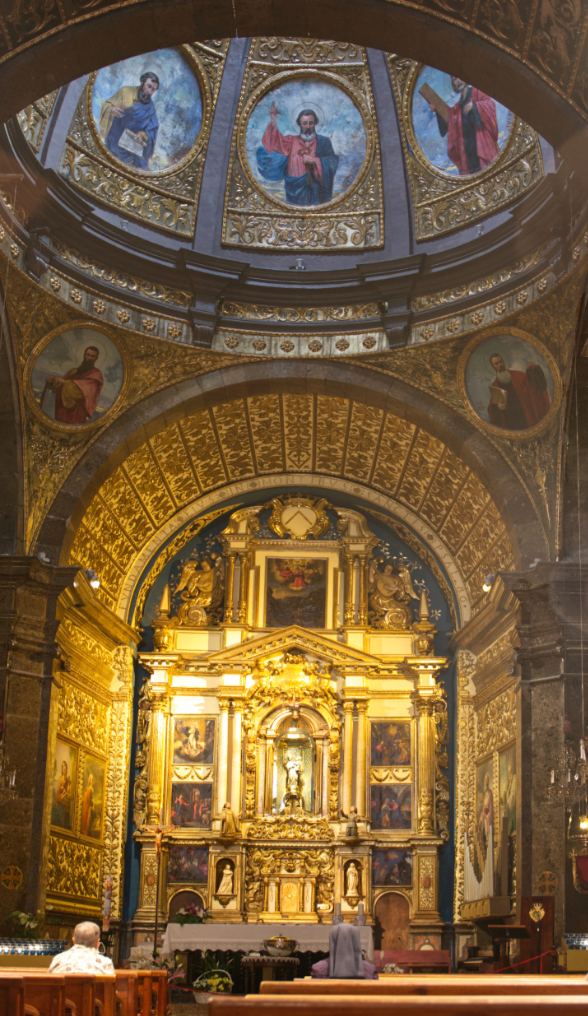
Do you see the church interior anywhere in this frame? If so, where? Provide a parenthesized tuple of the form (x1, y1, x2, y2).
(1, 1, 588, 1009)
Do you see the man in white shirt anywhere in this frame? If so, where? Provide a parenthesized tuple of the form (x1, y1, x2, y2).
(49, 921, 115, 974)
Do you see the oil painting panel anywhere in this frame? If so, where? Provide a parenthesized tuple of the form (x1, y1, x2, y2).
(168, 846, 209, 883)
(370, 784, 412, 830)
(31, 327, 124, 427)
(171, 782, 213, 828)
(372, 848, 412, 886)
(463, 333, 555, 432)
(51, 739, 77, 831)
(370, 721, 411, 766)
(474, 757, 494, 877)
(265, 557, 327, 628)
(173, 717, 215, 765)
(80, 755, 106, 840)
(91, 48, 203, 173)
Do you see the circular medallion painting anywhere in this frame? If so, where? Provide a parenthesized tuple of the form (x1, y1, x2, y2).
(91, 47, 203, 174)
(461, 331, 558, 435)
(244, 76, 367, 207)
(30, 326, 125, 427)
(411, 67, 513, 177)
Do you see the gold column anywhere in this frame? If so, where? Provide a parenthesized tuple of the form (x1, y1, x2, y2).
(146, 689, 168, 824)
(358, 555, 368, 626)
(224, 552, 236, 623)
(230, 705, 243, 813)
(355, 701, 368, 817)
(342, 701, 354, 815)
(217, 701, 230, 809)
(237, 551, 249, 624)
(414, 696, 436, 835)
(343, 554, 355, 626)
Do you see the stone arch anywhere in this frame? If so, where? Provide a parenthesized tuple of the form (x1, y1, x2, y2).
(2, 2, 588, 178)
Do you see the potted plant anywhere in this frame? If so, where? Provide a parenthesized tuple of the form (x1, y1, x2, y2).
(192, 950, 233, 1003)
(3, 912, 40, 940)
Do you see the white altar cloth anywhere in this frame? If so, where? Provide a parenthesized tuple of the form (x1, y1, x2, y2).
(162, 923, 374, 962)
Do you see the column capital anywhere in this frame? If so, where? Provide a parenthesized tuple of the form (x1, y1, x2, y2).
(147, 688, 169, 710)
(343, 700, 355, 713)
(355, 700, 368, 714)
(218, 699, 231, 714)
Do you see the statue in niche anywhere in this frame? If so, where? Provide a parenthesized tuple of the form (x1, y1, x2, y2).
(346, 862, 360, 897)
(175, 552, 224, 625)
(368, 558, 418, 629)
(285, 748, 302, 793)
(217, 863, 234, 896)
(343, 805, 359, 839)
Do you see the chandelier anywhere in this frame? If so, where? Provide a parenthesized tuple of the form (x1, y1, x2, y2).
(547, 743, 588, 805)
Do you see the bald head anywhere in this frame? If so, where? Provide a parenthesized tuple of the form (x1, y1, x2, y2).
(73, 922, 100, 948)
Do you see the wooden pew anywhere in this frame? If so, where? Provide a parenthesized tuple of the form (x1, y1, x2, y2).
(148, 970, 168, 1016)
(210, 995, 588, 1016)
(114, 972, 138, 1016)
(0, 974, 25, 1016)
(18, 974, 65, 1016)
(92, 975, 116, 1016)
(260, 976, 588, 996)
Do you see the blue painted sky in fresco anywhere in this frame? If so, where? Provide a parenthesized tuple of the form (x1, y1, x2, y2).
(244, 77, 367, 202)
(92, 48, 202, 173)
(411, 66, 512, 176)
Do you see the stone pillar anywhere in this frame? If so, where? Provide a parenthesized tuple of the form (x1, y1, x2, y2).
(237, 552, 249, 624)
(414, 696, 436, 835)
(0, 557, 78, 917)
(230, 705, 243, 814)
(355, 702, 367, 816)
(146, 690, 169, 824)
(342, 701, 354, 815)
(217, 701, 230, 810)
(224, 552, 236, 623)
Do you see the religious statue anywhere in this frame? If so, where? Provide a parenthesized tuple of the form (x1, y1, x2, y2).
(346, 862, 359, 897)
(285, 748, 302, 792)
(220, 802, 238, 838)
(342, 805, 359, 838)
(217, 863, 234, 896)
(368, 557, 418, 629)
(175, 552, 225, 625)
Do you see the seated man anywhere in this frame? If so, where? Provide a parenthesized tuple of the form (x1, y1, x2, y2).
(311, 923, 377, 979)
(49, 921, 115, 974)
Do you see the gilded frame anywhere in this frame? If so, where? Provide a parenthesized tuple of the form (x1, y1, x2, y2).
(234, 68, 376, 215)
(86, 45, 212, 182)
(24, 320, 132, 433)
(388, 57, 544, 240)
(457, 327, 562, 440)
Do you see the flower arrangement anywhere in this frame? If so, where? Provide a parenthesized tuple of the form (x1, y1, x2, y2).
(175, 903, 211, 926)
(192, 969, 233, 1001)
(135, 953, 184, 983)
(3, 912, 40, 940)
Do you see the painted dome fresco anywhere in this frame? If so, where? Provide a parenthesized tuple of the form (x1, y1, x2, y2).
(10, 37, 567, 356)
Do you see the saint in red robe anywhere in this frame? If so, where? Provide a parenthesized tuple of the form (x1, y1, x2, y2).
(488, 364, 550, 430)
(54, 366, 104, 424)
(437, 87, 500, 175)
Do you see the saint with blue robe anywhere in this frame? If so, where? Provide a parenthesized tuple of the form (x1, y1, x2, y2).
(99, 82, 159, 171)
(256, 108, 339, 206)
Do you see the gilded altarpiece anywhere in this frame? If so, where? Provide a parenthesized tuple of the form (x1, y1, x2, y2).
(133, 496, 450, 934)
(222, 39, 383, 250)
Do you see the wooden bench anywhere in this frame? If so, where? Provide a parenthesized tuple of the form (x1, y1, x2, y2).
(211, 995, 588, 1016)
(0, 973, 24, 1016)
(0, 973, 66, 1016)
(114, 970, 152, 1016)
(260, 976, 588, 996)
(375, 950, 451, 973)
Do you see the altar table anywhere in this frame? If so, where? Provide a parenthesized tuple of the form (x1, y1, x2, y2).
(161, 923, 375, 962)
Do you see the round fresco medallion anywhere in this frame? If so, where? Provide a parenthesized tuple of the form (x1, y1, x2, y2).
(244, 75, 368, 208)
(458, 330, 560, 438)
(91, 47, 204, 174)
(1, 865, 23, 889)
(28, 324, 127, 430)
(410, 66, 513, 177)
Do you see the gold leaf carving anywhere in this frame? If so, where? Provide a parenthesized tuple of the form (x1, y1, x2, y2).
(412, 244, 549, 312)
(476, 685, 516, 757)
(370, 767, 412, 782)
(103, 646, 133, 920)
(47, 836, 102, 901)
(17, 90, 57, 152)
(57, 680, 110, 755)
(222, 301, 379, 322)
(419, 855, 435, 908)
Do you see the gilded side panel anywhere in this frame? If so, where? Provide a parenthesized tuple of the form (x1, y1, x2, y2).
(213, 401, 256, 481)
(247, 395, 285, 474)
(283, 394, 314, 471)
(46, 837, 102, 904)
(420, 451, 470, 531)
(343, 404, 383, 481)
(123, 444, 176, 527)
(371, 415, 416, 494)
(440, 475, 490, 553)
(315, 396, 350, 475)
(180, 412, 227, 491)
(150, 425, 198, 508)
(397, 430, 444, 508)
(58, 680, 110, 756)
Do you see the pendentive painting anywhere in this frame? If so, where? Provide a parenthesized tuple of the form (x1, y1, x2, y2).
(411, 67, 512, 177)
(80, 755, 106, 840)
(370, 722, 411, 766)
(51, 739, 77, 831)
(91, 48, 203, 173)
(168, 846, 209, 883)
(171, 782, 213, 828)
(372, 849, 412, 886)
(245, 77, 367, 207)
(370, 784, 412, 830)
(474, 757, 494, 877)
(461, 332, 556, 434)
(173, 718, 215, 765)
(30, 327, 124, 427)
(265, 558, 328, 629)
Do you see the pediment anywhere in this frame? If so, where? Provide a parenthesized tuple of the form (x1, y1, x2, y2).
(207, 625, 377, 669)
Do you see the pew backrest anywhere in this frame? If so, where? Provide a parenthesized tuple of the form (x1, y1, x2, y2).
(260, 976, 588, 996)
(211, 994, 588, 1016)
(20, 974, 65, 1016)
(114, 973, 138, 1016)
(0, 974, 24, 1016)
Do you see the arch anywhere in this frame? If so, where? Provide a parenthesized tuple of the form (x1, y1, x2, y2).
(168, 888, 205, 920)
(3, 3, 588, 178)
(374, 891, 411, 950)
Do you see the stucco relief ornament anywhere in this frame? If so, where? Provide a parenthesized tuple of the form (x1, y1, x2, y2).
(368, 557, 419, 628)
(174, 552, 225, 625)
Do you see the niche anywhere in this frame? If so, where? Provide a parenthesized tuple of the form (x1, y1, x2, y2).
(215, 857, 236, 906)
(343, 859, 363, 904)
(169, 889, 204, 921)
(374, 892, 409, 950)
